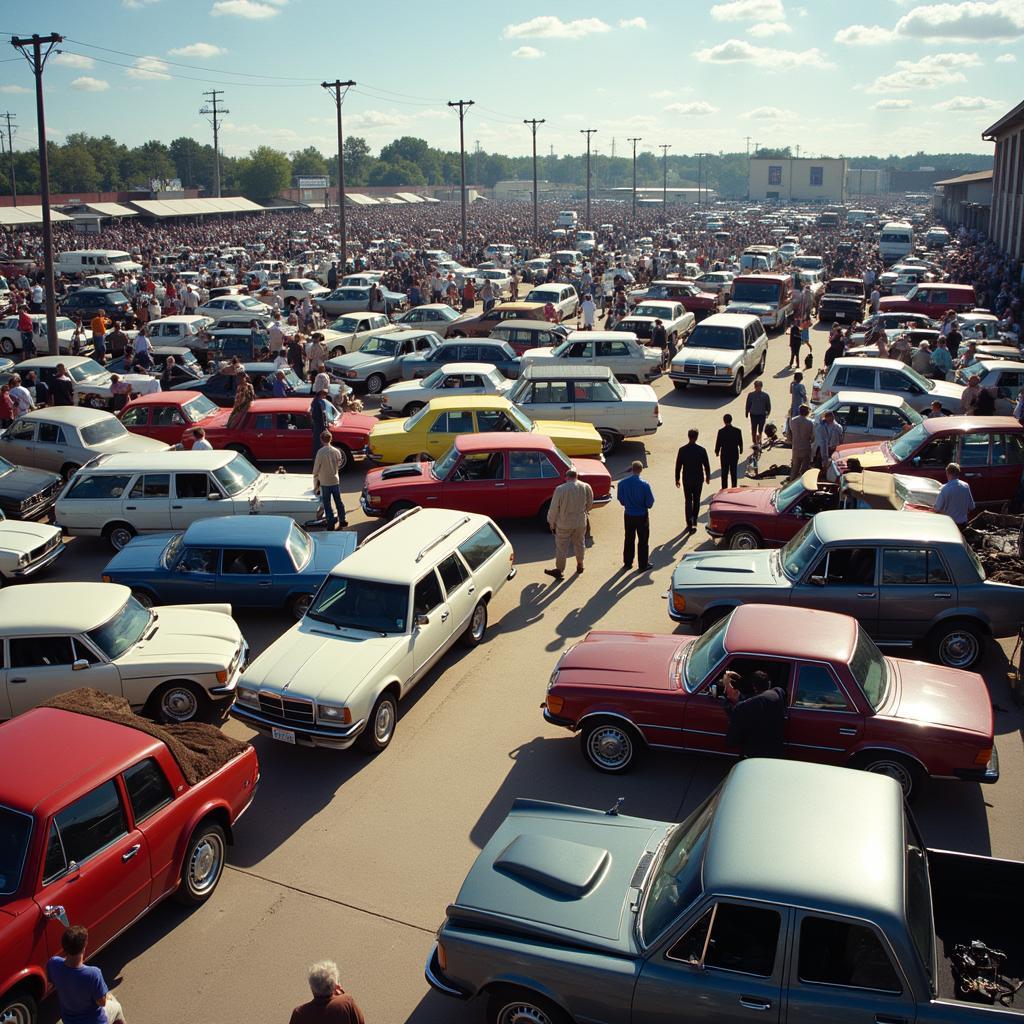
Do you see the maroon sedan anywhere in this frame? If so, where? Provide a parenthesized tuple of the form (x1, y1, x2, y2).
(361, 432, 611, 521)
(542, 603, 997, 798)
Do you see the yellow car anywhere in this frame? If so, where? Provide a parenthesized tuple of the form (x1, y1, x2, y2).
(367, 395, 603, 465)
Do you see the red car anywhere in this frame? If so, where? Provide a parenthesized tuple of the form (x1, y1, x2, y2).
(644, 279, 720, 318)
(0, 704, 259, 1024)
(707, 469, 940, 549)
(119, 390, 222, 446)
(878, 282, 977, 319)
(541, 603, 996, 798)
(179, 397, 375, 471)
(830, 415, 1024, 508)
(360, 432, 611, 520)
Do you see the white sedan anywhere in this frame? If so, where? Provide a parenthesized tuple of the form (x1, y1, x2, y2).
(275, 278, 331, 305)
(378, 362, 513, 417)
(0, 314, 78, 356)
(0, 510, 64, 582)
(196, 294, 272, 320)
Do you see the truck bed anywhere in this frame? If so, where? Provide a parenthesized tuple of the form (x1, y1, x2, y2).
(930, 849, 1024, 1013)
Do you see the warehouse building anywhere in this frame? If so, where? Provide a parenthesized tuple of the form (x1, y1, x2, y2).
(748, 157, 847, 203)
(984, 100, 1024, 261)
(932, 170, 993, 234)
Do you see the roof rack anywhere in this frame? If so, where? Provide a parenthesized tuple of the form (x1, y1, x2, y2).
(415, 514, 472, 563)
(358, 505, 421, 548)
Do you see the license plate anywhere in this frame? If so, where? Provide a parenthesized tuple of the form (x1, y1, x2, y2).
(690, 378, 707, 385)
(835, 312, 846, 320)
(271, 727, 296, 744)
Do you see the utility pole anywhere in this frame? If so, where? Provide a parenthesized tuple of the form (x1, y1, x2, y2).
(580, 128, 596, 229)
(628, 137, 642, 222)
(1, 112, 16, 206)
(795, 144, 801, 159)
(698, 152, 703, 208)
(321, 79, 356, 270)
(199, 89, 228, 198)
(524, 118, 544, 250)
(11, 32, 61, 354)
(448, 99, 474, 257)
(659, 144, 670, 220)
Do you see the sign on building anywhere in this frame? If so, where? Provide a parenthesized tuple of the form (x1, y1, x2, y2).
(297, 176, 329, 189)
(768, 165, 782, 186)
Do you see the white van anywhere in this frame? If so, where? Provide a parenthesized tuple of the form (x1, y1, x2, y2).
(847, 209, 872, 224)
(56, 250, 142, 277)
(555, 210, 578, 229)
(925, 226, 951, 249)
(878, 222, 914, 264)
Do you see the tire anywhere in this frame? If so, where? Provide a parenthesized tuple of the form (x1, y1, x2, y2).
(461, 600, 488, 647)
(59, 462, 80, 481)
(225, 443, 253, 460)
(403, 401, 425, 415)
(365, 373, 385, 395)
(105, 521, 136, 552)
(726, 526, 762, 550)
(855, 752, 925, 801)
(929, 620, 984, 669)
(700, 607, 731, 633)
(598, 429, 621, 456)
(758, 351, 767, 375)
(387, 501, 416, 520)
(335, 444, 351, 473)
(153, 681, 207, 724)
(673, 380, 688, 391)
(487, 988, 570, 1024)
(537, 499, 551, 526)
(0, 337, 15, 356)
(289, 592, 313, 620)
(174, 821, 227, 906)
(732, 369, 745, 396)
(131, 589, 155, 609)
(581, 718, 640, 773)
(358, 690, 398, 753)
(449, 330, 466, 338)
(0, 988, 37, 1024)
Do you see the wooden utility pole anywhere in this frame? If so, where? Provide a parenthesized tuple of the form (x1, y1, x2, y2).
(524, 118, 544, 249)
(1, 112, 16, 206)
(199, 89, 228, 198)
(580, 128, 596, 230)
(659, 144, 671, 219)
(448, 99, 474, 256)
(628, 137, 642, 222)
(322, 79, 356, 270)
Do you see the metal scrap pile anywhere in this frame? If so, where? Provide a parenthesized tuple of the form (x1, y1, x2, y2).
(965, 511, 1024, 586)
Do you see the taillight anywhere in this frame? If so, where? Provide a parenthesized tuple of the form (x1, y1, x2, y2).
(975, 747, 993, 767)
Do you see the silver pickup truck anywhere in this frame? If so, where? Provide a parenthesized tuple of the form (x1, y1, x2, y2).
(427, 758, 1024, 1024)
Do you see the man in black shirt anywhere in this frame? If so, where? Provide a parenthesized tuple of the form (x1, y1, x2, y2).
(723, 669, 786, 757)
(674, 428, 711, 532)
(651, 318, 668, 369)
(49, 364, 75, 407)
(715, 413, 744, 489)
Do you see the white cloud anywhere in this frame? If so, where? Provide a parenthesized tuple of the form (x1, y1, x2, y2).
(873, 98, 914, 109)
(211, 0, 284, 18)
(895, 1, 1024, 41)
(711, 0, 785, 21)
(865, 51, 980, 91)
(619, 16, 647, 29)
(0, 85, 30, 94)
(996, 51, 1017, 60)
(744, 105, 797, 118)
(665, 100, 719, 115)
(71, 76, 110, 92)
(503, 16, 610, 38)
(511, 45, 545, 58)
(123, 0, 160, 7)
(694, 38, 833, 68)
(749, 20, 792, 34)
(53, 52, 95, 69)
(649, 89, 675, 98)
(125, 56, 171, 80)
(933, 94, 1002, 109)
(168, 42, 227, 58)
(834, 24, 897, 44)
(345, 110, 411, 131)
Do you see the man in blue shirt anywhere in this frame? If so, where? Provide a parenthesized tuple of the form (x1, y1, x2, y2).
(617, 460, 655, 571)
(47, 925, 125, 1023)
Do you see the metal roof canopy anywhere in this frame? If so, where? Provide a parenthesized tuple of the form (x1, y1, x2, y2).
(76, 202, 138, 218)
(983, 99, 1024, 140)
(0, 205, 72, 226)
(345, 194, 378, 206)
(129, 197, 266, 218)
(395, 192, 426, 203)
(932, 170, 993, 187)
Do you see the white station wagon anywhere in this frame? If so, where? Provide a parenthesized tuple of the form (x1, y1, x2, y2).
(230, 507, 515, 751)
(379, 362, 513, 417)
(0, 581, 247, 723)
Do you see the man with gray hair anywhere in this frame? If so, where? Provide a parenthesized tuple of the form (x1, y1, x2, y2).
(288, 960, 365, 1023)
(544, 465, 594, 580)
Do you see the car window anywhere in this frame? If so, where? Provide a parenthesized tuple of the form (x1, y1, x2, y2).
(845, 366, 876, 390)
(914, 437, 955, 468)
(175, 472, 212, 499)
(413, 570, 444, 617)
(129, 474, 170, 499)
(476, 410, 515, 432)
(36, 423, 66, 445)
(437, 552, 469, 595)
(597, 341, 630, 357)
(64, 473, 133, 500)
(509, 450, 560, 479)
(959, 431, 990, 467)
(880, 369, 918, 394)
(668, 903, 780, 977)
(43, 821, 68, 884)
(176, 547, 219, 574)
(793, 664, 851, 711)
(871, 408, 904, 432)
(881, 548, 951, 585)
(575, 380, 618, 402)
(458, 522, 505, 570)
(566, 342, 591, 358)
(123, 758, 173, 824)
(6, 420, 34, 442)
(808, 547, 876, 586)
(530, 381, 571, 403)
(52, 780, 128, 867)
(837, 404, 870, 429)
(992, 432, 1024, 466)
(430, 411, 473, 434)
(798, 916, 901, 993)
(152, 406, 187, 427)
(9, 635, 74, 668)
(222, 548, 270, 575)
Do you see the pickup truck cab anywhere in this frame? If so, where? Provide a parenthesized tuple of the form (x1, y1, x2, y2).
(0, 701, 259, 1024)
(428, 759, 1021, 1024)
(726, 273, 795, 331)
(669, 313, 768, 395)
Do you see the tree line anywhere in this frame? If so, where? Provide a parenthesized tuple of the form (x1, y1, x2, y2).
(0, 133, 992, 201)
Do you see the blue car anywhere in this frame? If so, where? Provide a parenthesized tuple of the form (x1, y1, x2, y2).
(101, 515, 356, 620)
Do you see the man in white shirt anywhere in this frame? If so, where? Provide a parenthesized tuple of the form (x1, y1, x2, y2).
(30, 283, 43, 312)
(8, 374, 33, 417)
(581, 294, 597, 330)
(183, 286, 199, 313)
(268, 314, 287, 356)
(934, 462, 975, 528)
(190, 427, 213, 450)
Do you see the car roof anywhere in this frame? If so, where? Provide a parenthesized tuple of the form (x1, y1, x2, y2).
(520, 364, 613, 381)
(697, 313, 762, 328)
(723, 603, 857, 663)
(564, 330, 636, 341)
(704, 759, 906, 925)
(19, 405, 110, 426)
(242, 397, 317, 412)
(917, 414, 1021, 434)
(425, 395, 512, 412)
(456, 431, 556, 453)
(19, 356, 99, 370)
(183, 514, 295, 545)
(125, 390, 204, 406)
(827, 277, 863, 285)
(433, 362, 499, 374)
(830, 356, 910, 369)
(828, 390, 907, 408)
(812, 508, 961, 544)
(83, 449, 239, 472)
(149, 315, 212, 325)
(491, 320, 560, 331)
(491, 302, 545, 311)
(0, 581, 128, 636)
(445, 338, 508, 349)
(970, 360, 1022, 371)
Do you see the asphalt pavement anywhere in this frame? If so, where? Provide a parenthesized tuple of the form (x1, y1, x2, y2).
(34, 319, 1024, 1024)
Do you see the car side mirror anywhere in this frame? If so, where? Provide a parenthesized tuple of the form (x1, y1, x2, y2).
(912, 456, 921, 466)
(809, 574, 825, 586)
(708, 682, 720, 699)
(207, 491, 223, 500)
(71, 658, 89, 671)
(415, 613, 429, 627)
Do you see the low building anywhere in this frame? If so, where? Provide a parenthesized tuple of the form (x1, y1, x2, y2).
(932, 170, 993, 234)
(748, 157, 847, 203)
(493, 179, 563, 200)
(984, 100, 1024, 261)
(848, 168, 890, 196)
(595, 186, 711, 205)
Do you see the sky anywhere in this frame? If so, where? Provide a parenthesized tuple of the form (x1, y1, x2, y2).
(0, 0, 1021, 161)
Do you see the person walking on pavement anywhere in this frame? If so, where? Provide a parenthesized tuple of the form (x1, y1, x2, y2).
(310, 386, 332, 462)
(934, 462, 975, 529)
(813, 409, 844, 471)
(786, 371, 806, 436)
(289, 960, 365, 1024)
(675, 428, 711, 532)
(744, 379, 771, 448)
(313, 430, 348, 530)
(715, 413, 744, 489)
(788, 405, 814, 480)
(618, 460, 654, 571)
(47, 925, 127, 1023)
(544, 467, 593, 580)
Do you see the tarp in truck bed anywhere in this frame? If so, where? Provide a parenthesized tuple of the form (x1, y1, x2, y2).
(41, 688, 250, 786)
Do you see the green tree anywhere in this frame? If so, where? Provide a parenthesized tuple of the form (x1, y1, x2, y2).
(121, 140, 176, 186)
(49, 140, 100, 192)
(290, 145, 328, 180)
(240, 146, 292, 199)
(367, 158, 425, 187)
(340, 136, 371, 185)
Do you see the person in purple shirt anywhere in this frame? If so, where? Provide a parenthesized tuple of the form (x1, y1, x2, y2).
(47, 925, 126, 1023)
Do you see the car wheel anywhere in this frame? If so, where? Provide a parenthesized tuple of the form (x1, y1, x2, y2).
(929, 620, 983, 669)
(732, 370, 745, 396)
(856, 752, 924, 801)
(225, 443, 253, 460)
(726, 526, 762, 550)
(673, 381, 688, 391)
(329, 345, 346, 358)
(488, 989, 570, 1024)
(758, 351, 767, 375)
(365, 373, 385, 395)
(0, 337, 15, 356)
(289, 592, 313, 620)
(131, 589, 155, 609)
(335, 444, 351, 473)
(387, 501, 416, 520)
(59, 462, 80, 481)
(598, 429, 621, 456)
(154, 681, 207, 724)
(105, 521, 136, 551)
(403, 401, 424, 414)
(0, 988, 38, 1024)
(537, 499, 551, 526)
(174, 820, 227, 906)
(358, 691, 398, 754)
(700, 607, 731, 633)
(581, 718, 639, 773)
(462, 600, 488, 647)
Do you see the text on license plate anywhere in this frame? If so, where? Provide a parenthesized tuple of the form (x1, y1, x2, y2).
(690, 378, 707, 385)
(271, 727, 296, 744)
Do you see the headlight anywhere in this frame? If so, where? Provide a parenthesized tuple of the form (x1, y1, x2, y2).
(547, 668, 559, 692)
(236, 686, 259, 706)
(317, 703, 352, 724)
(716, 366, 731, 376)
(344, 370, 358, 379)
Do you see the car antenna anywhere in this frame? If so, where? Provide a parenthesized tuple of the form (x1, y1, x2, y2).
(606, 796, 625, 816)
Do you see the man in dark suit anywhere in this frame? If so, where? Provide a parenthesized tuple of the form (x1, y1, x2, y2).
(715, 413, 744, 489)
(723, 669, 786, 757)
(674, 428, 711, 532)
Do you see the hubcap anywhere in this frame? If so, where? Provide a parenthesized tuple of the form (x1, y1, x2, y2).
(498, 1002, 554, 1024)
(587, 725, 632, 770)
(374, 700, 395, 743)
(0, 1001, 32, 1024)
(293, 594, 312, 618)
(865, 759, 913, 796)
(110, 527, 133, 550)
(367, 375, 383, 394)
(730, 530, 759, 550)
(940, 630, 979, 668)
(161, 687, 199, 722)
(471, 604, 486, 638)
(188, 832, 224, 894)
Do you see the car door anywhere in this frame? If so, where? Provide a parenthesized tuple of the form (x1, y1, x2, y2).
(956, 429, 995, 505)
(901, 432, 956, 485)
(149, 403, 190, 445)
(410, 568, 451, 685)
(123, 473, 172, 531)
(218, 547, 275, 606)
(436, 551, 477, 634)
(170, 471, 222, 527)
(426, 409, 473, 457)
(633, 899, 788, 1024)
(0, 418, 38, 467)
(563, 339, 593, 363)
(6, 635, 118, 716)
(441, 449, 509, 518)
(596, 339, 632, 378)
(874, 546, 956, 644)
(506, 449, 563, 518)
(524, 379, 572, 421)
(163, 544, 218, 600)
(990, 430, 1024, 502)
(792, 546, 880, 633)
(201, 372, 236, 407)
(573, 376, 622, 431)
(783, 662, 864, 765)
(833, 403, 871, 445)
(32, 421, 70, 473)
(866, 404, 906, 442)
(34, 780, 152, 956)
(273, 412, 310, 461)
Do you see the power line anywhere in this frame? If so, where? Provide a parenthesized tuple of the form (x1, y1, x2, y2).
(580, 128, 596, 230)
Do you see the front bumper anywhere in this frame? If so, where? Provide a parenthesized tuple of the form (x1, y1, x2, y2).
(210, 638, 249, 696)
(669, 371, 734, 387)
(954, 745, 1000, 785)
(542, 707, 575, 729)
(592, 494, 612, 507)
(359, 492, 387, 517)
(667, 592, 698, 623)
(424, 945, 470, 1000)
(10, 539, 65, 577)
(228, 702, 366, 749)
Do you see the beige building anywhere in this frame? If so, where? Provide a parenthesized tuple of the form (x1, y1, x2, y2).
(748, 156, 847, 203)
(933, 170, 993, 234)
(984, 100, 1024, 260)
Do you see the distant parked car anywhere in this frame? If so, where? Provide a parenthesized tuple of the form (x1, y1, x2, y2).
(379, 362, 513, 417)
(119, 391, 222, 446)
(401, 338, 520, 381)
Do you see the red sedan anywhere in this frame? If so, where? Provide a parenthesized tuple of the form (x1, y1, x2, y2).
(360, 432, 611, 520)
(179, 397, 375, 471)
(542, 603, 996, 798)
(119, 391, 222, 445)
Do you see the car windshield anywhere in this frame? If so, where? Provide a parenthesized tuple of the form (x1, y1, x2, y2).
(731, 281, 780, 303)
(0, 456, 12, 476)
(68, 359, 107, 383)
(772, 476, 810, 510)
(87, 595, 151, 661)
(239, 297, 264, 309)
(329, 317, 361, 333)
(849, 627, 889, 710)
(81, 417, 128, 445)
(419, 368, 446, 389)
(0, 805, 31, 897)
(286, 522, 313, 569)
(306, 576, 408, 633)
(182, 395, 218, 423)
(898, 366, 935, 393)
(360, 336, 399, 356)
(639, 792, 718, 945)
(687, 325, 743, 350)
(635, 304, 673, 317)
(682, 614, 728, 692)
(827, 282, 862, 297)
(962, 361, 987, 379)
(55, 317, 76, 332)
(888, 421, 930, 461)
(778, 520, 822, 580)
(213, 454, 261, 495)
(161, 532, 184, 568)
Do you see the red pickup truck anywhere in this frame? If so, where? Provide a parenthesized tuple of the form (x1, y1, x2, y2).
(0, 702, 259, 1024)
